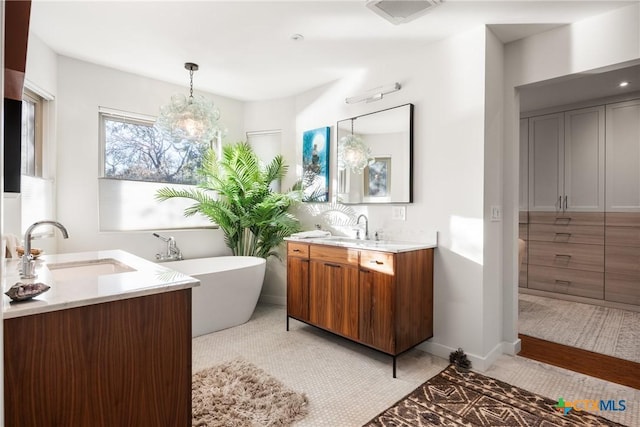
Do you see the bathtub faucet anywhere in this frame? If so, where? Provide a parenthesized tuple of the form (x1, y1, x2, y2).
(153, 233, 183, 261)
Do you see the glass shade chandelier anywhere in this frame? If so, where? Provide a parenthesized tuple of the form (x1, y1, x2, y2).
(156, 62, 220, 143)
(338, 119, 373, 174)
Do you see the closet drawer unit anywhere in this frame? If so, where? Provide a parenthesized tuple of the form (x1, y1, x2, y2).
(528, 241, 604, 272)
(605, 245, 640, 275)
(519, 211, 529, 224)
(528, 265, 604, 299)
(519, 224, 528, 241)
(528, 223, 604, 245)
(605, 212, 640, 228)
(529, 211, 604, 226)
(605, 272, 640, 305)
(606, 226, 640, 248)
(287, 242, 310, 259)
(519, 264, 528, 288)
(309, 244, 359, 266)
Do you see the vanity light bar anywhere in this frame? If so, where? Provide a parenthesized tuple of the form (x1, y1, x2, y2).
(345, 82, 402, 104)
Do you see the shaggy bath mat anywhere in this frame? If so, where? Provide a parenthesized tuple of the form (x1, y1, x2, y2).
(192, 359, 308, 426)
(364, 364, 625, 426)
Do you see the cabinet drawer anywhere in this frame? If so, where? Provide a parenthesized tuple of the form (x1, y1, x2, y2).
(605, 212, 640, 227)
(605, 272, 640, 305)
(528, 241, 603, 272)
(605, 245, 640, 275)
(529, 211, 604, 226)
(528, 223, 604, 245)
(519, 224, 528, 240)
(287, 242, 309, 259)
(606, 226, 640, 247)
(360, 251, 394, 275)
(309, 244, 359, 266)
(528, 265, 604, 299)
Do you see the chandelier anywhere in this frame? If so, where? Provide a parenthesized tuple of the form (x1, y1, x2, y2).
(338, 119, 373, 174)
(156, 62, 220, 143)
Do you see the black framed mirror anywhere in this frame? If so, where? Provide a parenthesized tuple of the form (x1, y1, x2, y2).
(336, 103, 413, 204)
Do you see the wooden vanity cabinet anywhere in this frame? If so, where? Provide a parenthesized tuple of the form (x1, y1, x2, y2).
(286, 241, 434, 376)
(309, 245, 359, 339)
(287, 242, 310, 321)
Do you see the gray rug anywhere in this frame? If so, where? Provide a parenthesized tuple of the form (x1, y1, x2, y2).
(192, 358, 309, 426)
(519, 293, 640, 363)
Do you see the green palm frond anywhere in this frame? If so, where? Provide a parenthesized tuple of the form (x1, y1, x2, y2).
(156, 141, 302, 258)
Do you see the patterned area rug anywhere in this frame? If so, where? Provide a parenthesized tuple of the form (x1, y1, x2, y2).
(364, 365, 625, 426)
(192, 359, 308, 426)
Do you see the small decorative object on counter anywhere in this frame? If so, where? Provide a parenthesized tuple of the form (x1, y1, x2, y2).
(4, 282, 50, 302)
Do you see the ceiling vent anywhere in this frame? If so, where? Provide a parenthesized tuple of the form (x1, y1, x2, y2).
(366, 0, 443, 25)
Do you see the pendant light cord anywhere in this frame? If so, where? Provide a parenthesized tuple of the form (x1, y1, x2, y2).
(189, 68, 194, 100)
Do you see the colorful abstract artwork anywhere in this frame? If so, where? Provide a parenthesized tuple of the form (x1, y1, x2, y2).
(302, 126, 330, 202)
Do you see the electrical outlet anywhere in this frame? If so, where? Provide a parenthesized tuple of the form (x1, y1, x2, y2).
(490, 205, 502, 222)
(392, 206, 406, 221)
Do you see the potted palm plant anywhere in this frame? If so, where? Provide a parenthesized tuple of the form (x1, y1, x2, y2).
(156, 142, 301, 258)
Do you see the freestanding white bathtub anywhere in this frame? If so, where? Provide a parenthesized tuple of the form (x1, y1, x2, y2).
(164, 256, 266, 337)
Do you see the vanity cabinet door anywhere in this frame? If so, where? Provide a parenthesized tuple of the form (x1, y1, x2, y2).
(309, 260, 359, 339)
(359, 267, 395, 353)
(287, 254, 310, 321)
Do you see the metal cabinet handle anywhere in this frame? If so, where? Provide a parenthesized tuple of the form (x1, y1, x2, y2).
(555, 280, 571, 285)
(292, 249, 301, 253)
(555, 254, 572, 259)
(325, 263, 341, 268)
(370, 260, 384, 265)
(564, 195, 568, 211)
(557, 196, 562, 212)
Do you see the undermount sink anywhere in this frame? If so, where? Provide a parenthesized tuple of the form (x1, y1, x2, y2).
(47, 258, 137, 281)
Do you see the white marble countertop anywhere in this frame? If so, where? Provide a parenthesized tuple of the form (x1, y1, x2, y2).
(284, 233, 438, 253)
(2, 249, 199, 319)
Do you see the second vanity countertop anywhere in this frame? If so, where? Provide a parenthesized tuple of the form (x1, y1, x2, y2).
(2, 249, 199, 319)
(284, 233, 438, 253)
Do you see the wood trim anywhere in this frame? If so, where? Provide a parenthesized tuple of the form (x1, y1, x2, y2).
(518, 334, 640, 390)
(5, 0, 31, 100)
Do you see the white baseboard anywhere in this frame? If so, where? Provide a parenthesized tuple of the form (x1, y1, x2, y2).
(503, 338, 521, 355)
(259, 294, 286, 306)
(419, 340, 510, 372)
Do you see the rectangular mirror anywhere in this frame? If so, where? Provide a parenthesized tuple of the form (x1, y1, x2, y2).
(336, 103, 413, 204)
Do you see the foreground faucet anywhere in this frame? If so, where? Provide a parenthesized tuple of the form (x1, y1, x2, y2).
(153, 233, 183, 261)
(356, 214, 369, 240)
(21, 220, 69, 279)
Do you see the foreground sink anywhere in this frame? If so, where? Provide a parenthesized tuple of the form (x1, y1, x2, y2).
(47, 258, 137, 281)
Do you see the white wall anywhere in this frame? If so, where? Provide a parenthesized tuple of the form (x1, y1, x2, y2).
(483, 28, 505, 362)
(247, 27, 493, 365)
(54, 56, 246, 260)
(501, 4, 640, 348)
(244, 97, 297, 304)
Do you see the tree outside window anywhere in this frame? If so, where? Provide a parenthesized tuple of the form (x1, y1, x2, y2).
(102, 113, 212, 185)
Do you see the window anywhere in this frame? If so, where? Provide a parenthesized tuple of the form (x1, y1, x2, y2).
(100, 110, 212, 185)
(21, 89, 43, 177)
(98, 108, 219, 231)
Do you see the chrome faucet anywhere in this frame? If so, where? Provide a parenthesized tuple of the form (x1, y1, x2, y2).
(21, 220, 69, 279)
(153, 233, 183, 261)
(356, 214, 369, 240)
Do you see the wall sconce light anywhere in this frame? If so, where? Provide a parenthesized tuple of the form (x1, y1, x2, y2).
(345, 82, 401, 104)
(156, 62, 220, 143)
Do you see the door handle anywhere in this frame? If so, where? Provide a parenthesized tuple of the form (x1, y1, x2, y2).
(557, 196, 562, 212)
(369, 260, 384, 265)
(564, 195, 568, 211)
